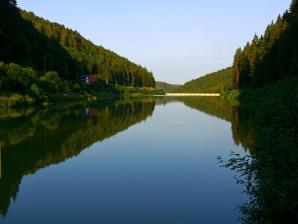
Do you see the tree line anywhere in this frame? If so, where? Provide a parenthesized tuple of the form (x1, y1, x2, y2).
(0, 62, 118, 106)
(232, 0, 298, 88)
(0, 0, 155, 88)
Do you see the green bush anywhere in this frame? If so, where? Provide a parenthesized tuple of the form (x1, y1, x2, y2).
(72, 83, 82, 93)
(40, 71, 61, 92)
(220, 89, 240, 106)
(0, 61, 120, 107)
(6, 63, 23, 90)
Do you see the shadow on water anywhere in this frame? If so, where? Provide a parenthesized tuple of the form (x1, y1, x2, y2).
(0, 98, 156, 216)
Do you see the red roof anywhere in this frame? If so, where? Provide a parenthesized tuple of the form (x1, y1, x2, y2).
(88, 74, 98, 82)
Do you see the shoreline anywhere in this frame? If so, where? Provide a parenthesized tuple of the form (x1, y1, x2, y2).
(165, 93, 220, 97)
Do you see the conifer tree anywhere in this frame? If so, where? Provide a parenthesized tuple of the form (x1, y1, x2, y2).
(0, 0, 17, 6)
(231, 0, 298, 89)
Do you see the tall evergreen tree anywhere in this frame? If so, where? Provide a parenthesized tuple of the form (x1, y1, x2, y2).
(232, 48, 242, 88)
(231, 0, 298, 89)
(0, 0, 17, 6)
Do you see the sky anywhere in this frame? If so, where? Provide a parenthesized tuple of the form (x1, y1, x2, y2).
(18, 0, 292, 84)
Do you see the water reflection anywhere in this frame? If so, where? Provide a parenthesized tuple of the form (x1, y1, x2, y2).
(171, 97, 254, 152)
(0, 99, 156, 216)
(171, 96, 298, 222)
(219, 96, 298, 223)
(169, 96, 298, 222)
(1, 96, 265, 223)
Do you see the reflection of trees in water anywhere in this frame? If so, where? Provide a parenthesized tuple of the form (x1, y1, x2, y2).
(222, 95, 298, 223)
(0, 99, 155, 216)
(168, 96, 234, 122)
(170, 96, 253, 150)
(172, 95, 298, 223)
(231, 109, 255, 151)
(2, 96, 296, 222)
(174, 97, 255, 152)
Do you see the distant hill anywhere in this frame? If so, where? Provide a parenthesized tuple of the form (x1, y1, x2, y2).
(155, 81, 181, 92)
(173, 67, 232, 93)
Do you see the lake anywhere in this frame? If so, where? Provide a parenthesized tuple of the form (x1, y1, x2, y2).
(0, 97, 249, 224)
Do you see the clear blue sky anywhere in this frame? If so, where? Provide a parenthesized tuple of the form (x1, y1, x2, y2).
(18, 0, 292, 84)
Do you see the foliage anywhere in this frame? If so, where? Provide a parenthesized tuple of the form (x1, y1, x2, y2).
(0, 2, 155, 88)
(40, 71, 61, 92)
(116, 85, 165, 96)
(220, 89, 240, 106)
(0, 62, 118, 106)
(155, 81, 181, 92)
(221, 78, 298, 223)
(232, 1, 298, 88)
(0, 0, 16, 6)
(0, 94, 34, 107)
(224, 4, 298, 221)
(173, 67, 232, 93)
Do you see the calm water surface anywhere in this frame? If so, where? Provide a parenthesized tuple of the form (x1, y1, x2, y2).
(0, 97, 248, 224)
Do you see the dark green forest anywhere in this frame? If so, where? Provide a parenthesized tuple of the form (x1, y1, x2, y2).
(218, 1, 298, 223)
(221, 79, 298, 224)
(232, 0, 298, 88)
(1, 0, 298, 222)
(176, 1, 298, 93)
(0, 0, 155, 105)
(19, 11, 155, 87)
(173, 67, 232, 93)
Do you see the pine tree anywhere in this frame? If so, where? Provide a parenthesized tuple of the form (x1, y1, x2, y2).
(0, 0, 17, 6)
(232, 48, 242, 88)
(232, 0, 298, 89)
(290, 0, 298, 13)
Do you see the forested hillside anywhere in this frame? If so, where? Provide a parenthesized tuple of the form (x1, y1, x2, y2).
(173, 67, 232, 93)
(221, 1, 298, 222)
(175, 1, 298, 93)
(155, 81, 180, 92)
(232, 0, 298, 88)
(0, 0, 155, 88)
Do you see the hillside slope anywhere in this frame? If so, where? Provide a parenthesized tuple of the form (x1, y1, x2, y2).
(0, 2, 155, 87)
(173, 67, 232, 93)
(155, 81, 181, 92)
